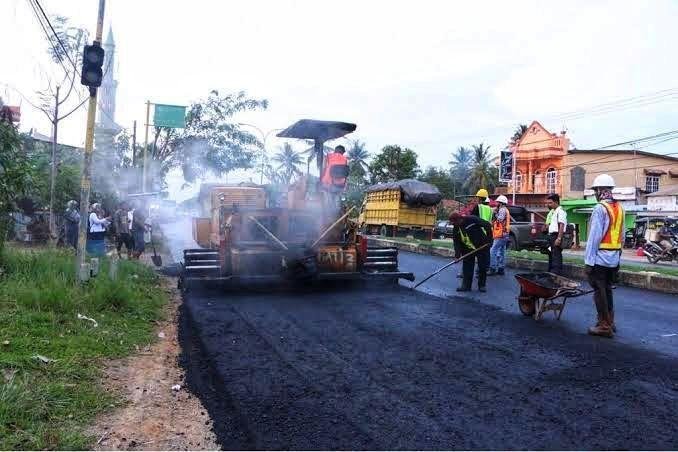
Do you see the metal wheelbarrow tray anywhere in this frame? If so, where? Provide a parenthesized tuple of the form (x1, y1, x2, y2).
(514, 272, 595, 321)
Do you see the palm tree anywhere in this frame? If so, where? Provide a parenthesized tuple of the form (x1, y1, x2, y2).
(465, 143, 494, 193)
(449, 146, 473, 179)
(301, 140, 333, 172)
(347, 140, 370, 180)
(272, 142, 303, 184)
(510, 124, 529, 145)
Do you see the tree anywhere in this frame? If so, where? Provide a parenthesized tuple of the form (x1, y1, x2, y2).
(347, 140, 370, 180)
(145, 90, 268, 187)
(33, 16, 90, 239)
(510, 124, 529, 145)
(0, 120, 30, 254)
(465, 143, 496, 194)
(272, 142, 303, 185)
(21, 134, 81, 213)
(449, 146, 473, 196)
(369, 145, 420, 184)
(420, 166, 454, 199)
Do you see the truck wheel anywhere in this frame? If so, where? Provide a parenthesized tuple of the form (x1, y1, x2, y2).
(508, 234, 518, 251)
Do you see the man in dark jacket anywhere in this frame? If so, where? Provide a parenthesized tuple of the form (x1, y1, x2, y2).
(450, 212, 493, 292)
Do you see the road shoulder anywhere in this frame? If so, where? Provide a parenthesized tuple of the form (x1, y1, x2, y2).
(89, 276, 218, 450)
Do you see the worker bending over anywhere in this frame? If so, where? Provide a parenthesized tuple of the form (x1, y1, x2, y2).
(450, 212, 493, 292)
(585, 174, 624, 338)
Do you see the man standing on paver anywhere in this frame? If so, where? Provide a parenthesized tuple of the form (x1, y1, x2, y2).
(545, 193, 567, 275)
(585, 174, 624, 338)
(450, 212, 493, 292)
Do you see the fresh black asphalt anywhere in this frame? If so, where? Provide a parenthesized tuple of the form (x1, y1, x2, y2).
(163, 219, 678, 449)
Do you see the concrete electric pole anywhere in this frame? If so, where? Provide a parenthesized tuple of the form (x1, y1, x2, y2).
(75, 0, 106, 282)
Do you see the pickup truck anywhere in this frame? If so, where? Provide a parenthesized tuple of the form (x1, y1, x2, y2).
(506, 205, 574, 251)
(434, 206, 574, 252)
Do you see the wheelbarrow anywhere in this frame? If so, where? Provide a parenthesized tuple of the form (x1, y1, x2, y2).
(514, 272, 595, 321)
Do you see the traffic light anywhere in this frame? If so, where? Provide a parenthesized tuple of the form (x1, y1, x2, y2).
(80, 43, 105, 88)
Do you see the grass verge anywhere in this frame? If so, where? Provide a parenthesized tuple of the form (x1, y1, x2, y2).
(376, 236, 678, 278)
(510, 249, 678, 277)
(0, 246, 167, 450)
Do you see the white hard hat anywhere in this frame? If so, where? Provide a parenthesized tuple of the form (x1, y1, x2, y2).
(591, 174, 615, 189)
(496, 195, 509, 204)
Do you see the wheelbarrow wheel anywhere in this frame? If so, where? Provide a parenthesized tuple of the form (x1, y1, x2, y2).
(518, 295, 537, 316)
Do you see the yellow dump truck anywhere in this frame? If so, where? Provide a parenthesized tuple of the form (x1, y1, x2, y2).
(358, 179, 441, 240)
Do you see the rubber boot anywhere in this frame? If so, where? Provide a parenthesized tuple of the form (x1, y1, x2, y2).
(588, 314, 613, 338)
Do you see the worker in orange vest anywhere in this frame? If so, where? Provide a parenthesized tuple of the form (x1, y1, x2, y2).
(585, 174, 624, 338)
(488, 195, 510, 276)
(321, 145, 349, 190)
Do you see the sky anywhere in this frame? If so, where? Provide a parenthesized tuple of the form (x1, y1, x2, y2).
(2, 0, 678, 201)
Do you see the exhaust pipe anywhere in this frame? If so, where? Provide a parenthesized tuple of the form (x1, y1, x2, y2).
(642, 249, 655, 258)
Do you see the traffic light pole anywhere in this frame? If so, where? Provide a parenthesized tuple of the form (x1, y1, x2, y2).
(75, 0, 106, 282)
(142, 100, 150, 192)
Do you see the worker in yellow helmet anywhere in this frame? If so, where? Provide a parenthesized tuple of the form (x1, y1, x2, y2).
(471, 189, 492, 222)
(585, 174, 624, 338)
(468, 189, 493, 283)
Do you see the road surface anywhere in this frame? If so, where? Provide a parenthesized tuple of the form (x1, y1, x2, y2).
(163, 220, 678, 449)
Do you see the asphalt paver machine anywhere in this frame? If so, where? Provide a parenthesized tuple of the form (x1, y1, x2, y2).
(180, 119, 414, 289)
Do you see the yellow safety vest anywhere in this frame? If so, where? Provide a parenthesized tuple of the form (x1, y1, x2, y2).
(458, 228, 476, 250)
(599, 201, 624, 250)
(478, 204, 492, 222)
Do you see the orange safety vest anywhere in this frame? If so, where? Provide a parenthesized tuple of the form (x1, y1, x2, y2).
(599, 201, 624, 250)
(321, 152, 348, 186)
(492, 206, 511, 238)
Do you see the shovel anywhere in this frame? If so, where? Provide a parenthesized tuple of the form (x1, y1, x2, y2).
(411, 243, 490, 289)
(150, 230, 162, 267)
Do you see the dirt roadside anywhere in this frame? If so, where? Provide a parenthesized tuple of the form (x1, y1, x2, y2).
(89, 276, 218, 450)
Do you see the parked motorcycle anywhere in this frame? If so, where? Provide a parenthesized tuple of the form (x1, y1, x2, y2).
(643, 237, 678, 264)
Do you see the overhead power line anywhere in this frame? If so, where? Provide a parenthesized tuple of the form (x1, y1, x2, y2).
(32, 0, 80, 75)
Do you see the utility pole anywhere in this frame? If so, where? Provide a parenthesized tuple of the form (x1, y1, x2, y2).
(511, 145, 517, 205)
(75, 0, 106, 282)
(48, 85, 60, 242)
(131, 120, 137, 166)
(142, 100, 150, 192)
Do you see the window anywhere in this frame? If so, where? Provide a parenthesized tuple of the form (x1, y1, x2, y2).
(533, 171, 543, 193)
(645, 175, 660, 193)
(514, 171, 522, 192)
(570, 166, 585, 191)
(546, 168, 557, 193)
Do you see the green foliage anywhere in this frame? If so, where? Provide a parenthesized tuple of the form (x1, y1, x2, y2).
(420, 166, 454, 198)
(464, 143, 497, 195)
(347, 140, 370, 181)
(272, 142, 303, 185)
(0, 122, 30, 252)
(0, 247, 167, 449)
(369, 145, 420, 183)
(45, 16, 88, 68)
(21, 139, 81, 213)
(148, 90, 268, 185)
(510, 124, 529, 145)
